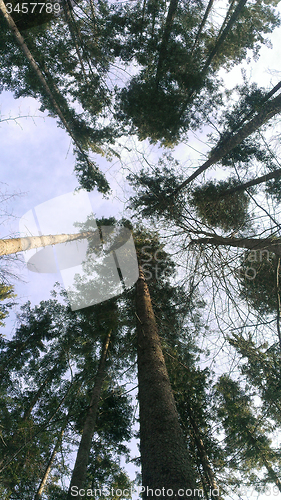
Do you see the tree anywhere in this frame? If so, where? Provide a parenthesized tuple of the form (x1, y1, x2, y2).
(0, 230, 98, 257)
(0, 0, 114, 192)
(135, 263, 197, 498)
(67, 329, 112, 499)
(113, 0, 280, 143)
(0, 293, 134, 499)
(215, 375, 281, 495)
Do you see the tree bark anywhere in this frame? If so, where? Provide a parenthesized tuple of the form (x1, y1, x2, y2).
(218, 168, 281, 198)
(34, 426, 65, 500)
(0, 230, 97, 257)
(67, 330, 111, 500)
(191, 234, 281, 256)
(136, 265, 198, 499)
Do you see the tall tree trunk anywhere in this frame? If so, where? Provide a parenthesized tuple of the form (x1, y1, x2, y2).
(190, 0, 215, 56)
(0, 230, 96, 257)
(67, 330, 111, 500)
(246, 429, 281, 493)
(177, 0, 248, 108)
(173, 88, 281, 195)
(155, 0, 179, 86)
(191, 234, 281, 256)
(34, 426, 66, 500)
(136, 266, 198, 499)
(62, 0, 88, 80)
(201, 0, 248, 77)
(187, 410, 221, 500)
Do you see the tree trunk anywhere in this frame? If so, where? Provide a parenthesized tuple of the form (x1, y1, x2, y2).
(136, 265, 198, 499)
(187, 410, 221, 499)
(173, 88, 281, 195)
(246, 429, 281, 493)
(190, 0, 215, 56)
(0, 230, 97, 257)
(0, 0, 102, 171)
(218, 168, 281, 197)
(201, 0, 248, 77)
(34, 426, 65, 500)
(62, 0, 88, 80)
(67, 330, 111, 500)
(191, 234, 281, 256)
(178, 0, 248, 108)
(155, 0, 179, 86)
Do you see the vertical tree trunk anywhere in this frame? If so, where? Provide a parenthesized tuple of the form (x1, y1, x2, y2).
(190, 0, 215, 56)
(67, 330, 111, 500)
(155, 0, 179, 86)
(136, 266, 198, 499)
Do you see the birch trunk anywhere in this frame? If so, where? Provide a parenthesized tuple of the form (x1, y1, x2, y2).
(0, 230, 96, 257)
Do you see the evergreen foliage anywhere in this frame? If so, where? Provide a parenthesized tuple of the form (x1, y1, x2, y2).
(189, 179, 251, 232)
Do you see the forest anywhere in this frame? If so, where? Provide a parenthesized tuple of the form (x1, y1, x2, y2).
(1, 0, 281, 499)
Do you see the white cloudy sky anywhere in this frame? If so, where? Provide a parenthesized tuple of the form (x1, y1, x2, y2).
(1, 9, 281, 498)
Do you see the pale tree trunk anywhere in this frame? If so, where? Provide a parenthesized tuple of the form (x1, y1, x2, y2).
(191, 234, 281, 256)
(136, 266, 198, 499)
(67, 330, 111, 500)
(173, 88, 281, 195)
(34, 425, 66, 500)
(0, 230, 97, 257)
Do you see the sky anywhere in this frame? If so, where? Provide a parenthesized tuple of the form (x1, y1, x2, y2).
(1, 5, 281, 499)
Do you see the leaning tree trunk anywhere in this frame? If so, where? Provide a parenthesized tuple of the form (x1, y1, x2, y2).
(0, 230, 98, 257)
(0, 0, 105, 170)
(191, 234, 281, 256)
(67, 330, 111, 500)
(218, 168, 281, 197)
(187, 409, 221, 500)
(172, 87, 281, 195)
(136, 265, 198, 499)
(34, 425, 66, 500)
